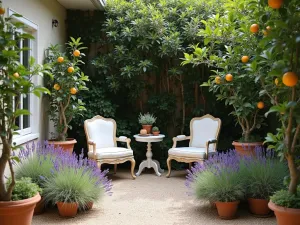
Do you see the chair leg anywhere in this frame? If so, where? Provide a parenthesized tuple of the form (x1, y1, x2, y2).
(166, 157, 172, 178)
(189, 163, 192, 170)
(114, 164, 117, 174)
(130, 158, 136, 179)
(97, 161, 101, 170)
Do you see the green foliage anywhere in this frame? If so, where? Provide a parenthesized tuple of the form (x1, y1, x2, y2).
(239, 156, 287, 199)
(138, 112, 156, 125)
(45, 38, 89, 141)
(43, 166, 103, 209)
(194, 168, 244, 202)
(271, 187, 300, 209)
(0, 7, 50, 201)
(152, 126, 159, 132)
(8, 177, 41, 201)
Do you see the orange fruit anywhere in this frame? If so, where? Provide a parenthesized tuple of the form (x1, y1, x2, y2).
(0, 8, 5, 15)
(70, 87, 77, 94)
(241, 56, 249, 63)
(215, 76, 221, 84)
(225, 74, 233, 82)
(282, 72, 298, 87)
(73, 50, 80, 57)
(257, 101, 265, 109)
(57, 57, 64, 63)
(268, 0, 283, 9)
(67, 67, 74, 73)
(54, 84, 61, 91)
(13, 72, 20, 78)
(250, 24, 259, 33)
(275, 78, 279, 86)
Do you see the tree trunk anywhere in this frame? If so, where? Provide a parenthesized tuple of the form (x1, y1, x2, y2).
(180, 75, 185, 134)
(287, 154, 299, 195)
(0, 155, 9, 201)
(244, 131, 250, 142)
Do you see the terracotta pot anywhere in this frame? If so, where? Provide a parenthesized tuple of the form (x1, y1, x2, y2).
(232, 141, 263, 156)
(142, 125, 152, 134)
(0, 193, 41, 225)
(48, 138, 77, 154)
(248, 198, 271, 216)
(34, 197, 45, 215)
(57, 202, 78, 217)
(152, 131, 160, 136)
(268, 200, 300, 225)
(215, 201, 240, 219)
(85, 202, 93, 211)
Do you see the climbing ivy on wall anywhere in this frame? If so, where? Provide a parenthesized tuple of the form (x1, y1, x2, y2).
(66, 0, 257, 167)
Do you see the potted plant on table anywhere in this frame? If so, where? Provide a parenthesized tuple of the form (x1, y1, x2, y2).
(45, 38, 89, 153)
(249, 1, 300, 224)
(152, 126, 160, 136)
(138, 112, 156, 134)
(186, 151, 244, 219)
(182, 0, 266, 156)
(42, 150, 112, 217)
(0, 8, 50, 225)
(239, 148, 287, 217)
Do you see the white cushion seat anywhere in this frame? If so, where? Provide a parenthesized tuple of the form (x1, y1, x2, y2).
(168, 147, 215, 159)
(88, 147, 133, 159)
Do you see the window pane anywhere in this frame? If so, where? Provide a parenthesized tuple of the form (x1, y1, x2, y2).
(23, 94, 30, 129)
(14, 95, 21, 130)
(22, 39, 30, 68)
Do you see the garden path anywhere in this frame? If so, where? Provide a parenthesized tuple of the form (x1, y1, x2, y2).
(32, 169, 276, 225)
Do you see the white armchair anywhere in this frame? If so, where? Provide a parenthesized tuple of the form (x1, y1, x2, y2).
(84, 115, 136, 179)
(166, 114, 221, 177)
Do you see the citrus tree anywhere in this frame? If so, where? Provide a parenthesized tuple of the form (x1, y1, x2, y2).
(182, 0, 266, 142)
(251, 0, 300, 195)
(46, 38, 89, 141)
(0, 8, 50, 201)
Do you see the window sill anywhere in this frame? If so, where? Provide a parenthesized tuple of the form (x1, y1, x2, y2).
(13, 133, 39, 146)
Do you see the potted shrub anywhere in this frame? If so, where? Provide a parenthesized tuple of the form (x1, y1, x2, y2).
(239, 148, 287, 217)
(152, 126, 160, 136)
(45, 38, 89, 153)
(186, 151, 244, 219)
(138, 112, 156, 134)
(15, 142, 62, 214)
(250, 1, 300, 224)
(42, 150, 112, 217)
(182, 0, 266, 156)
(0, 8, 49, 225)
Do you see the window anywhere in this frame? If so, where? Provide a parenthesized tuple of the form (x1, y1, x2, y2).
(9, 8, 39, 143)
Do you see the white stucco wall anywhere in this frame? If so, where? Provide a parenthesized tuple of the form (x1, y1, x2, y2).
(2, 0, 66, 143)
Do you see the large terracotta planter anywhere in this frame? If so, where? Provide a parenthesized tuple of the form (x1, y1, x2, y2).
(34, 197, 45, 215)
(248, 198, 271, 217)
(215, 201, 240, 219)
(48, 138, 77, 154)
(0, 193, 41, 225)
(57, 202, 78, 217)
(268, 200, 300, 225)
(232, 141, 263, 156)
(142, 125, 152, 134)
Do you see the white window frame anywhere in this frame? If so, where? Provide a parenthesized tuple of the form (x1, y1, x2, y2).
(8, 9, 40, 145)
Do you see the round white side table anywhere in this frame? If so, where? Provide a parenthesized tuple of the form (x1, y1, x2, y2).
(134, 134, 165, 176)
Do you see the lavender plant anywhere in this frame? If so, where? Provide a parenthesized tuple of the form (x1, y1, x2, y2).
(42, 150, 112, 210)
(239, 147, 288, 200)
(186, 150, 244, 202)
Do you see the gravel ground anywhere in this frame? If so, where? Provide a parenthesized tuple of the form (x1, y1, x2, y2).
(32, 169, 276, 225)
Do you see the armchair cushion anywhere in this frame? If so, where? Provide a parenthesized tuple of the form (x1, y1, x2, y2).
(168, 147, 215, 159)
(88, 147, 133, 159)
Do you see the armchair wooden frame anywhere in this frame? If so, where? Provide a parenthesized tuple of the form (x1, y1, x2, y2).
(84, 115, 136, 179)
(166, 114, 221, 177)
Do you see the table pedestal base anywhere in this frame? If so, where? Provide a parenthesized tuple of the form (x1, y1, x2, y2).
(136, 142, 164, 176)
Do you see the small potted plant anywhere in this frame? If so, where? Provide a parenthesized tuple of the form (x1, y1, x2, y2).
(152, 127, 160, 136)
(239, 148, 287, 217)
(186, 151, 244, 219)
(138, 112, 156, 134)
(42, 150, 112, 217)
(0, 8, 49, 225)
(45, 37, 89, 153)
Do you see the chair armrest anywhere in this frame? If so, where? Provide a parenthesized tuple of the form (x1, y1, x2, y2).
(116, 136, 131, 149)
(87, 140, 97, 159)
(172, 135, 191, 148)
(205, 138, 218, 157)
